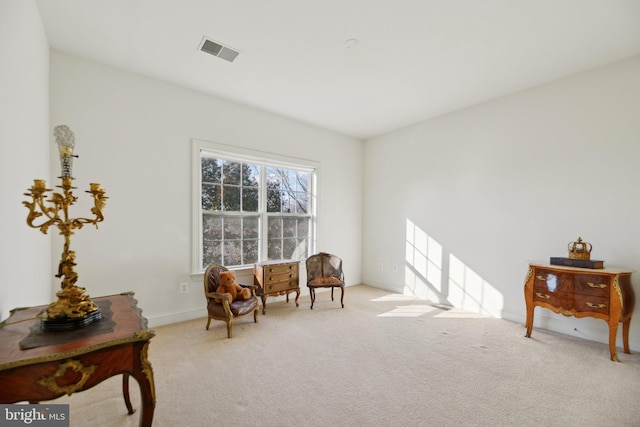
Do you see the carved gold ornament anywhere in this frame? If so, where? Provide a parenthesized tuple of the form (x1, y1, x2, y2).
(37, 359, 97, 395)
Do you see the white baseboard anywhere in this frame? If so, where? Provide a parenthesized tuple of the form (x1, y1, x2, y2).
(147, 308, 207, 328)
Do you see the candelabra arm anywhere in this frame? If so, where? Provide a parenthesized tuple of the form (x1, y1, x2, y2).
(23, 197, 60, 235)
(60, 183, 107, 229)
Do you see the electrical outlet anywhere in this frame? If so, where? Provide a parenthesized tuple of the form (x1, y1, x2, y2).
(179, 282, 189, 293)
(392, 264, 398, 272)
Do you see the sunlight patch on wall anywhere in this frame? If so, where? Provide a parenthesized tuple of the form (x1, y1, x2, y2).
(404, 219, 504, 317)
(404, 219, 442, 300)
(448, 254, 503, 317)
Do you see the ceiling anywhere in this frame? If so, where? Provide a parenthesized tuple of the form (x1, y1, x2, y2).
(35, 1, 640, 140)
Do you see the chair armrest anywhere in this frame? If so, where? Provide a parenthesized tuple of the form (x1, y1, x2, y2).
(205, 291, 230, 301)
(239, 283, 258, 296)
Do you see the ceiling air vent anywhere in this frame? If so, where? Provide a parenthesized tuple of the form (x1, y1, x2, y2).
(199, 38, 239, 63)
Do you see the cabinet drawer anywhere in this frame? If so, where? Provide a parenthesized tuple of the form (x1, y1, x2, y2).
(265, 271, 298, 284)
(573, 275, 610, 297)
(265, 263, 298, 275)
(265, 280, 298, 294)
(574, 294, 609, 315)
(533, 289, 572, 310)
(533, 270, 570, 294)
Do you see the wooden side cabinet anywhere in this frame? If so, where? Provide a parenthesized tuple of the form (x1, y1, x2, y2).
(524, 263, 635, 361)
(254, 260, 300, 314)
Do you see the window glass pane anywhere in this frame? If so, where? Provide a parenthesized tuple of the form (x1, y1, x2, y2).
(224, 217, 241, 240)
(287, 170, 298, 191)
(202, 183, 221, 211)
(242, 188, 258, 212)
(294, 238, 308, 260)
(243, 240, 259, 264)
(202, 240, 222, 269)
(223, 240, 241, 266)
(243, 164, 259, 186)
(267, 239, 281, 260)
(267, 188, 281, 212)
(203, 215, 222, 240)
(283, 238, 297, 259)
(297, 172, 310, 192)
(223, 185, 241, 211)
(244, 217, 259, 239)
(296, 191, 309, 214)
(266, 166, 279, 182)
(268, 217, 282, 237)
(297, 218, 309, 238)
(202, 158, 221, 183)
(223, 160, 241, 185)
(281, 192, 292, 213)
(283, 217, 296, 237)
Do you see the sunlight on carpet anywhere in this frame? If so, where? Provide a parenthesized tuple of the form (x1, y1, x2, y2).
(371, 292, 488, 318)
(377, 304, 438, 317)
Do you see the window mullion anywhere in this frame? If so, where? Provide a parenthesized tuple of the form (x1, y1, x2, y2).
(260, 166, 268, 261)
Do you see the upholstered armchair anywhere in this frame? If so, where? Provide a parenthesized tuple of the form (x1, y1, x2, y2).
(203, 263, 259, 338)
(305, 252, 345, 309)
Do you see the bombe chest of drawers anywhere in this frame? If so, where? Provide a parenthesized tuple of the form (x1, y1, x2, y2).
(254, 260, 300, 314)
(524, 263, 635, 361)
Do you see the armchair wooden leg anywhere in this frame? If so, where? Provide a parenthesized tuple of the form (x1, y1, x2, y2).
(310, 288, 315, 309)
(206, 317, 211, 330)
(340, 287, 344, 308)
(226, 320, 233, 338)
(254, 308, 259, 323)
(331, 287, 334, 301)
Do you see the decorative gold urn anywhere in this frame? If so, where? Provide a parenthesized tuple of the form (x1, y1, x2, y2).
(568, 237, 591, 260)
(23, 125, 108, 330)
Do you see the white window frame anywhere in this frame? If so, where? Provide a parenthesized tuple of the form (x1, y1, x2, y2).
(191, 139, 318, 273)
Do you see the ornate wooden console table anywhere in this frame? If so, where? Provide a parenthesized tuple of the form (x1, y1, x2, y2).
(524, 263, 635, 361)
(0, 292, 155, 426)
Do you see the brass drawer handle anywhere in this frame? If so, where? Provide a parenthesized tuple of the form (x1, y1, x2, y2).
(587, 282, 606, 289)
(586, 302, 606, 309)
(536, 275, 547, 281)
(535, 292, 550, 299)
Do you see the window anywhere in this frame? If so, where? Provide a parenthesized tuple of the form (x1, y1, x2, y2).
(193, 140, 317, 271)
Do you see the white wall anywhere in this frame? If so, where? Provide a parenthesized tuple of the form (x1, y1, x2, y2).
(363, 55, 640, 351)
(0, 0, 51, 321)
(49, 51, 363, 326)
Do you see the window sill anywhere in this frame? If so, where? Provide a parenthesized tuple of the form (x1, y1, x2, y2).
(191, 265, 254, 280)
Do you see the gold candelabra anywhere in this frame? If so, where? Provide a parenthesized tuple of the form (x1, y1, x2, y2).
(23, 125, 108, 330)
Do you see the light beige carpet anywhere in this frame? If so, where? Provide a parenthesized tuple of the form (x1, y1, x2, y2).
(53, 285, 640, 426)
